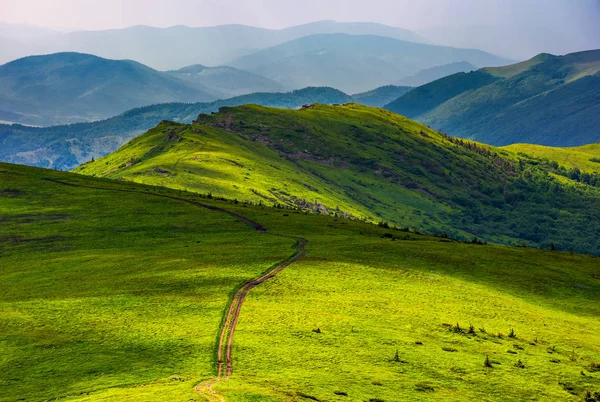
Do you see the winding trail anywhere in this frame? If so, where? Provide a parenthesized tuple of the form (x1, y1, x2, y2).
(45, 177, 308, 401)
(197, 236, 308, 401)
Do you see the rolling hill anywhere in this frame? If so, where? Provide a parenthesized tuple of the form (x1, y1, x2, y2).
(505, 143, 600, 174)
(0, 87, 352, 170)
(2, 161, 599, 401)
(0, 20, 427, 69)
(165, 64, 287, 99)
(76, 103, 600, 255)
(386, 50, 600, 146)
(229, 34, 510, 93)
(0, 52, 215, 125)
(0, 52, 303, 126)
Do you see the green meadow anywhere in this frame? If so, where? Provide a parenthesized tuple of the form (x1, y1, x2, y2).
(0, 163, 292, 401)
(505, 143, 600, 173)
(1, 162, 599, 401)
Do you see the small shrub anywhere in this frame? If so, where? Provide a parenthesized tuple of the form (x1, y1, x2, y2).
(414, 383, 434, 392)
(589, 362, 600, 372)
(468, 324, 476, 335)
(484, 356, 493, 368)
(515, 360, 525, 368)
(296, 392, 320, 401)
(452, 323, 463, 334)
(393, 349, 400, 362)
(415, 341, 423, 345)
(312, 328, 321, 334)
(508, 328, 516, 338)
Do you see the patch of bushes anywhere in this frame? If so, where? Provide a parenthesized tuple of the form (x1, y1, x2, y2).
(414, 383, 434, 392)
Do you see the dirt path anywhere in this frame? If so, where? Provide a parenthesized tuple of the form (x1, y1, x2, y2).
(196, 236, 308, 401)
(46, 177, 307, 401)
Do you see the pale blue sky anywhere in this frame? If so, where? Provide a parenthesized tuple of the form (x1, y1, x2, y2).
(1, 0, 599, 58)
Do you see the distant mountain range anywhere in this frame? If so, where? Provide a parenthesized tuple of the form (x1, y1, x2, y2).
(0, 20, 427, 70)
(0, 43, 507, 125)
(385, 50, 600, 146)
(166, 64, 286, 98)
(0, 87, 358, 170)
(229, 34, 509, 93)
(0, 53, 214, 125)
(0, 53, 297, 126)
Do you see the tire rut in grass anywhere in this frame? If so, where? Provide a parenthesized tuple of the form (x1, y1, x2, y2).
(45, 177, 307, 400)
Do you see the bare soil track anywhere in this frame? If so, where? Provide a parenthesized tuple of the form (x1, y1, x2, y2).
(46, 177, 308, 401)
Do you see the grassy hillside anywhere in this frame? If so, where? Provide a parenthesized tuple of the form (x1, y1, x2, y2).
(2, 162, 600, 401)
(0, 53, 215, 126)
(0, 162, 292, 402)
(0, 87, 352, 170)
(229, 34, 509, 93)
(385, 50, 600, 146)
(505, 143, 600, 173)
(76, 103, 600, 255)
(385, 71, 501, 118)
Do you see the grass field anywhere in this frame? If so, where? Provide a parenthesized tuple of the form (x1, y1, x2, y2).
(2, 162, 600, 401)
(505, 143, 600, 173)
(207, 203, 600, 401)
(0, 162, 292, 401)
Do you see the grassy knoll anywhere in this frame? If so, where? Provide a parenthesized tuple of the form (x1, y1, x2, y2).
(504, 143, 600, 173)
(0, 162, 292, 402)
(76, 104, 600, 255)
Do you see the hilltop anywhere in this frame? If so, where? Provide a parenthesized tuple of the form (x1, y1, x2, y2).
(386, 49, 600, 146)
(0, 87, 352, 170)
(76, 103, 600, 255)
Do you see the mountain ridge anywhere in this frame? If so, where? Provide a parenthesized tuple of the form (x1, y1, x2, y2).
(76, 103, 600, 255)
(385, 49, 600, 146)
(229, 33, 510, 93)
